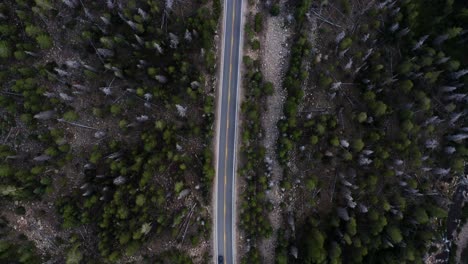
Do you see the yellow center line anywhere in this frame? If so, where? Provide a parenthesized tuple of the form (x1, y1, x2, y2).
(223, 0, 236, 261)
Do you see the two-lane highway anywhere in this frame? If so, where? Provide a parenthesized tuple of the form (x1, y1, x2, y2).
(214, 0, 243, 263)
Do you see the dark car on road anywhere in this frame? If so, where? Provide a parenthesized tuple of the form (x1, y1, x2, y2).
(218, 255, 224, 264)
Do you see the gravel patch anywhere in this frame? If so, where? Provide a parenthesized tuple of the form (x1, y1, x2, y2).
(455, 221, 468, 264)
(258, 1, 292, 262)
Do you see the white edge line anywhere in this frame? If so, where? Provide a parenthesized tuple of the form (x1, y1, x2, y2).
(232, 0, 244, 263)
(214, 0, 229, 262)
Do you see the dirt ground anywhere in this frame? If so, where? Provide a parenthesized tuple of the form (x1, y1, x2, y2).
(2, 201, 70, 262)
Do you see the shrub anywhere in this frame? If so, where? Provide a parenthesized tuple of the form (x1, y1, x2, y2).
(35, 34, 53, 49)
(25, 25, 42, 37)
(341, 0, 351, 14)
(0, 41, 12, 58)
(339, 37, 353, 50)
(357, 112, 367, 123)
(62, 111, 79, 121)
(270, 4, 280, 16)
(251, 39, 260, 50)
(352, 139, 365, 152)
(14, 51, 27, 60)
(264, 82, 274, 95)
(254, 13, 263, 33)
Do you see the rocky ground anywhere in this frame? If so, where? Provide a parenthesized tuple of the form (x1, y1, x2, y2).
(258, 1, 293, 263)
(455, 221, 468, 264)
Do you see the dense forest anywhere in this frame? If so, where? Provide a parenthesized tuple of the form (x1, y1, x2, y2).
(272, 0, 468, 263)
(0, 0, 220, 263)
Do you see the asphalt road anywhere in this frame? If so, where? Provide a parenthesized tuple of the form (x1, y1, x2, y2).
(214, 0, 243, 263)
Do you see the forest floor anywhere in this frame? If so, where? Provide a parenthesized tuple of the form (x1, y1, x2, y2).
(2, 201, 69, 261)
(455, 221, 468, 264)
